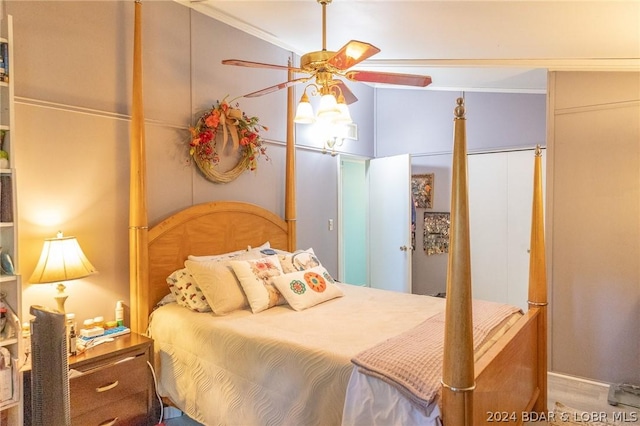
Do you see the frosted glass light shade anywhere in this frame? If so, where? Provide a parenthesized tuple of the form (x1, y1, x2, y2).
(316, 94, 340, 120)
(333, 103, 352, 124)
(294, 101, 315, 124)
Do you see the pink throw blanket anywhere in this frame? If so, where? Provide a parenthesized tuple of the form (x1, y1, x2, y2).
(351, 300, 522, 411)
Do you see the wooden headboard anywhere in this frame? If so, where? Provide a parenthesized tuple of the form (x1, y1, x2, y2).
(145, 201, 291, 316)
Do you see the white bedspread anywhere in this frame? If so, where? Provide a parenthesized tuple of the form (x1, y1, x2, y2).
(148, 283, 446, 426)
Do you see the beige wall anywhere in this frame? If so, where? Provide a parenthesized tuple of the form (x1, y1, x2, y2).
(548, 71, 640, 383)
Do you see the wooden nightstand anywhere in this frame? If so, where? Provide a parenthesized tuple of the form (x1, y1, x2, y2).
(24, 332, 157, 426)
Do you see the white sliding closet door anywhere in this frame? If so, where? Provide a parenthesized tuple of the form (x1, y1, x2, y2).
(468, 152, 509, 304)
(505, 150, 545, 310)
(468, 149, 545, 311)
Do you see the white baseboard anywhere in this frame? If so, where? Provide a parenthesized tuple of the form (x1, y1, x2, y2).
(548, 371, 611, 389)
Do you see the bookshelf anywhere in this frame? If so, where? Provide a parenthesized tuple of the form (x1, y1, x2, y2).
(0, 13, 23, 426)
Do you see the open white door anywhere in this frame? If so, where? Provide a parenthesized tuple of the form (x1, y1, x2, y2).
(368, 154, 412, 293)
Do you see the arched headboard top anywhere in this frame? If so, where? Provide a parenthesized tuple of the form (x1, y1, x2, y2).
(144, 201, 291, 323)
(149, 201, 289, 245)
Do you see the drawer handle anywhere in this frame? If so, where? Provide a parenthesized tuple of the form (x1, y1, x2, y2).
(98, 417, 118, 426)
(95, 380, 119, 393)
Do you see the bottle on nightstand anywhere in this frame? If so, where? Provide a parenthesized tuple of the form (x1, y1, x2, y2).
(68, 324, 77, 356)
(115, 300, 124, 327)
(66, 313, 77, 355)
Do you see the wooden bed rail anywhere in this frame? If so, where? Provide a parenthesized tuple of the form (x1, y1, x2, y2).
(474, 308, 544, 424)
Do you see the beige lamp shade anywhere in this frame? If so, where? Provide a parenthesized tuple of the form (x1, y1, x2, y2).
(29, 232, 97, 313)
(30, 232, 97, 284)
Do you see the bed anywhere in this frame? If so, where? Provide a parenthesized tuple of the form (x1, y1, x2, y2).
(127, 4, 548, 425)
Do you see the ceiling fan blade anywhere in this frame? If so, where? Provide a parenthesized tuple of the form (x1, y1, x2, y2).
(345, 70, 432, 87)
(243, 77, 310, 98)
(332, 80, 358, 105)
(222, 59, 306, 74)
(327, 40, 381, 71)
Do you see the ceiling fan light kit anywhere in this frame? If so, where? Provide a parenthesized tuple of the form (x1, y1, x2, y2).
(222, 0, 431, 128)
(294, 81, 352, 124)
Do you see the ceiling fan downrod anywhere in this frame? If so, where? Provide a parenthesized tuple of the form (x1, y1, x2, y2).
(318, 0, 332, 51)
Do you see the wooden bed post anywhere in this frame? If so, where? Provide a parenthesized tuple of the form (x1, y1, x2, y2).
(528, 145, 548, 414)
(129, 0, 149, 335)
(285, 59, 297, 251)
(442, 98, 475, 425)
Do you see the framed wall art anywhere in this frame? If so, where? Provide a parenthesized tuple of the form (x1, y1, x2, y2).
(423, 212, 450, 255)
(412, 173, 434, 209)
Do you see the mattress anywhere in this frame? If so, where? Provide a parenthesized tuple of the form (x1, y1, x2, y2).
(148, 283, 521, 426)
(148, 283, 446, 425)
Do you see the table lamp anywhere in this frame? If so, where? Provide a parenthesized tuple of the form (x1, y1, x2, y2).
(29, 231, 97, 313)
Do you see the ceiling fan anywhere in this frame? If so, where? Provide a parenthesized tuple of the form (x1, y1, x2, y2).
(221, 0, 432, 107)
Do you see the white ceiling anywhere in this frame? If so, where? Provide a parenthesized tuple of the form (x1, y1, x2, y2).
(179, 0, 640, 94)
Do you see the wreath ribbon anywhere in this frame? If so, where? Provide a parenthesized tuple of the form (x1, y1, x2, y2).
(221, 108, 242, 151)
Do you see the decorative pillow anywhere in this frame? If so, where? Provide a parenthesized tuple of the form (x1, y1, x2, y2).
(187, 248, 247, 262)
(166, 268, 211, 312)
(187, 241, 271, 262)
(248, 241, 271, 251)
(278, 248, 322, 273)
(272, 266, 344, 311)
(157, 292, 177, 307)
(229, 255, 286, 313)
(184, 251, 262, 315)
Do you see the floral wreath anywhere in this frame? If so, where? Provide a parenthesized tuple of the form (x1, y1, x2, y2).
(189, 97, 269, 183)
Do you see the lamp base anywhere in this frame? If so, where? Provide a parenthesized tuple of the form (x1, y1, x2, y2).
(54, 283, 68, 313)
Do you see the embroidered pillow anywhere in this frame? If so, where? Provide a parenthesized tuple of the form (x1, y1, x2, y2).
(229, 255, 286, 313)
(184, 251, 262, 315)
(166, 268, 211, 312)
(272, 266, 344, 311)
(278, 248, 322, 273)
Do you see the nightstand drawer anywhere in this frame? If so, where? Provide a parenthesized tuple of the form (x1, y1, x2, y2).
(70, 354, 149, 417)
(71, 391, 148, 426)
